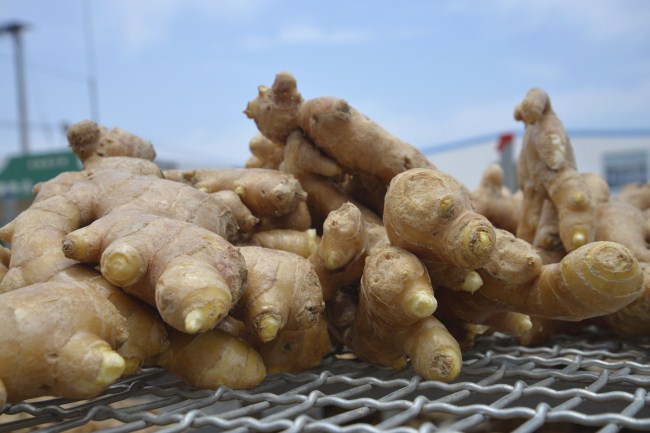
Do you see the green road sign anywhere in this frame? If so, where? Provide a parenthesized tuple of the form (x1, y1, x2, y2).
(0, 150, 82, 199)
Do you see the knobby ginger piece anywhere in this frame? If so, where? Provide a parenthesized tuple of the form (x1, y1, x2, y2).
(63, 210, 247, 334)
(384, 168, 496, 292)
(515, 88, 595, 252)
(471, 163, 521, 235)
(0, 281, 128, 407)
(439, 240, 643, 323)
(156, 327, 266, 390)
(50, 266, 169, 376)
(234, 246, 324, 342)
(245, 133, 284, 169)
(343, 246, 460, 382)
(309, 202, 369, 301)
(164, 168, 307, 218)
(245, 72, 435, 184)
(247, 228, 319, 258)
(0, 169, 237, 292)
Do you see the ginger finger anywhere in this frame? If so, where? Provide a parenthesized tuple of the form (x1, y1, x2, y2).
(343, 246, 457, 381)
(384, 168, 496, 271)
(248, 228, 319, 258)
(234, 246, 324, 342)
(471, 163, 521, 235)
(245, 133, 284, 169)
(252, 314, 333, 374)
(63, 211, 247, 334)
(310, 202, 369, 301)
(156, 327, 266, 390)
(515, 88, 595, 252)
(49, 266, 169, 375)
(246, 72, 435, 184)
(165, 168, 307, 218)
(0, 281, 128, 406)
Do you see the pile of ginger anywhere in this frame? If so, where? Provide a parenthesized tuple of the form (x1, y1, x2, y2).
(1, 72, 649, 409)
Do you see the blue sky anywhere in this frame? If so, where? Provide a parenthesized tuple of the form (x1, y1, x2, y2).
(1, 0, 649, 175)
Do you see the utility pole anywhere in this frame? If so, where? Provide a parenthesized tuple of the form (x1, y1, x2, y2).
(0, 21, 30, 154)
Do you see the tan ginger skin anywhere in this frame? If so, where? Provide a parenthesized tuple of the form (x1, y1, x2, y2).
(245, 133, 284, 170)
(471, 163, 521, 235)
(384, 168, 496, 292)
(248, 228, 319, 258)
(309, 202, 369, 301)
(62, 210, 247, 335)
(0, 169, 238, 293)
(344, 246, 461, 382)
(245, 72, 435, 185)
(163, 167, 307, 218)
(616, 181, 650, 211)
(515, 88, 595, 252)
(49, 266, 169, 376)
(156, 327, 266, 390)
(0, 281, 128, 407)
(234, 246, 325, 343)
(438, 239, 643, 324)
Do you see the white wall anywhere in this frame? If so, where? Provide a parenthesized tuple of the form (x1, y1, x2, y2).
(424, 132, 650, 191)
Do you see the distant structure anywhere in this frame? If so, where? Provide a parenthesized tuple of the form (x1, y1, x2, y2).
(422, 129, 650, 193)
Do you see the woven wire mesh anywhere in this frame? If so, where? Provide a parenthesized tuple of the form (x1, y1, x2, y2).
(2, 327, 650, 433)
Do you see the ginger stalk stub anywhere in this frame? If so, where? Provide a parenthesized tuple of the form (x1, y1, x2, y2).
(384, 168, 496, 270)
(515, 87, 595, 252)
(0, 281, 128, 405)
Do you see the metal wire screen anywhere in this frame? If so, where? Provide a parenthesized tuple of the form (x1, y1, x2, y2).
(2, 327, 650, 433)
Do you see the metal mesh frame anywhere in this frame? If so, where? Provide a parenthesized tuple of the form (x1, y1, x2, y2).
(2, 327, 650, 433)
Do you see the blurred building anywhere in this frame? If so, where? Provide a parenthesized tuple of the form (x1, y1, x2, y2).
(424, 129, 650, 193)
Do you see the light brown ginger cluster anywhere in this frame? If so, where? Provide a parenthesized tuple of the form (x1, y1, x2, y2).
(2, 78, 649, 410)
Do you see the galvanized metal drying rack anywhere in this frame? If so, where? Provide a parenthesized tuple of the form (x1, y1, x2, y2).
(2, 327, 650, 433)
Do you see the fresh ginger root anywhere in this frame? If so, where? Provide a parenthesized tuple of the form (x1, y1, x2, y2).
(384, 168, 496, 292)
(49, 266, 169, 376)
(616, 181, 650, 211)
(439, 238, 643, 324)
(0, 169, 238, 292)
(62, 210, 247, 334)
(247, 228, 319, 258)
(211, 190, 260, 234)
(0, 281, 128, 407)
(252, 313, 333, 374)
(0, 245, 10, 282)
(163, 168, 307, 218)
(515, 88, 595, 252)
(309, 202, 369, 301)
(155, 327, 266, 390)
(245, 133, 284, 169)
(32, 120, 162, 203)
(471, 163, 521, 235)
(234, 246, 324, 342)
(342, 245, 461, 382)
(245, 72, 435, 185)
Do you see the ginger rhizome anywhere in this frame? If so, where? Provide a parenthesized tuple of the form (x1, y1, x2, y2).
(0, 281, 128, 407)
(234, 246, 324, 342)
(471, 164, 521, 235)
(342, 245, 460, 382)
(384, 168, 496, 292)
(63, 210, 247, 334)
(0, 169, 238, 293)
(245, 72, 434, 185)
(515, 88, 595, 253)
(155, 327, 266, 390)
